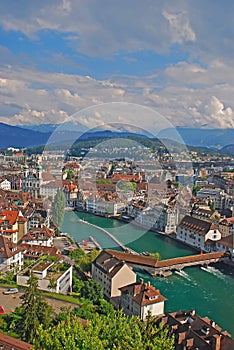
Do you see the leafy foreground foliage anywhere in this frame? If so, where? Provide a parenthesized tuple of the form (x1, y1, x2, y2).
(34, 310, 174, 350)
(0, 274, 174, 349)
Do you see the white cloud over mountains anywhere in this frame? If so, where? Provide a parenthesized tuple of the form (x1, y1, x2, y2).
(1, 62, 234, 130)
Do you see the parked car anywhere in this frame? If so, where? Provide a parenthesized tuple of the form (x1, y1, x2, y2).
(0, 306, 5, 314)
(3, 288, 18, 295)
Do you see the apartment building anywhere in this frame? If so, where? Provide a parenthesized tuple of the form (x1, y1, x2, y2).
(91, 250, 136, 299)
(119, 280, 166, 320)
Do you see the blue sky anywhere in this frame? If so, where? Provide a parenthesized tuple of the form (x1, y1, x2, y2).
(0, 0, 234, 131)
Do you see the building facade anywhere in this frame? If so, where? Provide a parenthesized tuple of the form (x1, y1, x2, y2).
(92, 250, 136, 299)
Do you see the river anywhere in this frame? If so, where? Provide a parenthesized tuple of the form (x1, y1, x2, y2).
(62, 211, 234, 336)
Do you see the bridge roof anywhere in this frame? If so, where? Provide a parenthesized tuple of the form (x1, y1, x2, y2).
(106, 250, 227, 269)
(106, 249, 158, 267)
(153, 251, 227, 268)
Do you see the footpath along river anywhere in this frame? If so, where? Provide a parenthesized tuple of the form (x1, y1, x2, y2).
(62, 211, 234, 336)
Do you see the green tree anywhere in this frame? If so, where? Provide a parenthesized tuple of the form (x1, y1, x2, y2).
(96, 299, 115, 316)
(150, 252, 160, 260)
(80, 280, 104, 305)
(69, 248, 100, 272)
(51, 190, 66, 229)
(48, 277, 57, 291)
(66, 169, 74, 180)
(17, 273, 53, 343)
(72, 275, 84, 293)
(34, 310, 174, 350)
(139, 313, 174, 350)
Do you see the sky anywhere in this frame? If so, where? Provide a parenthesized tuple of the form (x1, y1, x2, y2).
(1, 0, 234, 132)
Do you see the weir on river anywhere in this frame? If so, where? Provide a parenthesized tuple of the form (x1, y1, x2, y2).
(78, 218, 137, 253)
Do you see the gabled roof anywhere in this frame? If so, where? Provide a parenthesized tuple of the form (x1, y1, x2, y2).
(22, 225, 54, 241)
(178, 215, 212, 236)
(160, 309, 234, 350)
(0, 235, 21, 259)
(0, 209, 19, 225)
(19, 243, 61, 259)
(120, 281, 166, 307)
(93, 250, 133, 278)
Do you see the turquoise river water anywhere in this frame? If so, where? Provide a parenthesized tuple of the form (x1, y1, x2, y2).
(62, 211, 234, 336)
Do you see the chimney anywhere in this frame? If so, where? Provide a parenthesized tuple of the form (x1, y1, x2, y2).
(139, 278, 144, 284)
(145, 281, 150, 289)
(212, 334, 221, 350)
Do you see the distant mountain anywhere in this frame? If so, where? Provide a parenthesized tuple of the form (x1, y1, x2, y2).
(0, 123, 147, 149)
(78, 129, 148, 140)
(157, 128, 234, 148)
(0, 123, 51, 148)
(21, 121, 87, 133)
(220, 144, 234, 154)
(1, 121, 233, 151)
(20, 123, 59, 133)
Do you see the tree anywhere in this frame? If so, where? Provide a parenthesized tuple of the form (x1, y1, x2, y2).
(34, 310, 174, 350)
(150, 252, 160, 260)
(17, 273, 53, 343)
(51, 190, 66, 229)
(80, 280, 104, 305)
(48, 277, 57, 291)
(72, 275, 84, 293)
(139, 313, 174, 350)
(66, 169, 74, 180)
(69, 248, 100, 272)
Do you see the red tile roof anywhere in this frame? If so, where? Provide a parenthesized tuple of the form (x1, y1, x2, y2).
(0, 236, 21, 259)
(178, 215, 211, 236)
(120, 281, 166, 306)
(0, 209, 19, 225)
(19, 243, 61, 259)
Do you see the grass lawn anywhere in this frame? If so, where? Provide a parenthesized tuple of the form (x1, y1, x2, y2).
(42, 291, 81, 305)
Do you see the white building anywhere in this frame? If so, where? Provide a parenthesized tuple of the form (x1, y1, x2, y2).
(119, 280, 166, 321)
(86, 197, 125, 216)
(135, 206, 178, 233)
(17, 260, 72, 294)
(0, 179, 11, 190)
(40, 180, 61, 200)
(0, 236, 24, 272)
(176, 215, 222, 251)
(21, 226, 54, 247)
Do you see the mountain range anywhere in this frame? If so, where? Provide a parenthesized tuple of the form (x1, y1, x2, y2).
(157, 127, 234, 149)
(0, 122, 234, 153)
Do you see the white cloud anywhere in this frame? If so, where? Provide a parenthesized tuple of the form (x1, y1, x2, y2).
(1, 0, 233, 64)
(163, 11, 196, 44)
(1, 59, 234, 130)
(199, 96, 234, 128)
